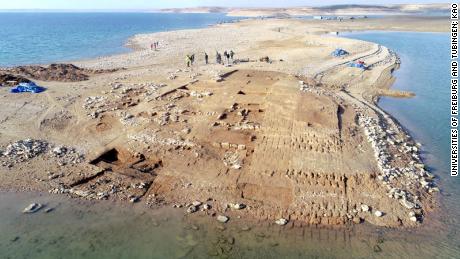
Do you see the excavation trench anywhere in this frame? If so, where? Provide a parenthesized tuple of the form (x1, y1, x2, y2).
(68, 148, 161, 199)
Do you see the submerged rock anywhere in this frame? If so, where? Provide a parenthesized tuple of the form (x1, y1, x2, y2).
(129, 196, 139, 203)
(22, 203, 43, 214)
(44, 208, 54, 213)
(373, 244, 382, 253)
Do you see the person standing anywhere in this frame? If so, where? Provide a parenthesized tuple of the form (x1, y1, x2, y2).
(186, 55, 191, 67)
(204, 52, 209, 65)
(191, 54, 195, 65)
(226, 52, 230, 65)
(223, 51, 228, 64)
(216, 52, 222, 64)
(230, 50, 235, 61)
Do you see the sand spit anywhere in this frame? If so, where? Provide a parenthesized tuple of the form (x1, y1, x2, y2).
(157, 4, 449, 18)
(0, 17, 442, 228)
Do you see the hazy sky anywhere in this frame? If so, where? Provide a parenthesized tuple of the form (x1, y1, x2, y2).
(0, 0, 449, 10)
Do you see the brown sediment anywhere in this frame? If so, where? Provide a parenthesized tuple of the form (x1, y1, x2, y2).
(376, 89, 416, 99)
(0, 73, 32, 87)
(0, 63, 120, 82)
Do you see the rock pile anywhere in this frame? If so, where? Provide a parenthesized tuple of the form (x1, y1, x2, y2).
(357, 111, 437, 221)
(223, 151, 242, 169)
(129, 131, 195, 150)
(1, 64, 119, 82)
(190, 91, 213, 99)
(119, 112, 140, 126)
(83, 96, 108, 118)
(50, 146, 85, 165)
(0, 139, 48, 162)
(0, 73, 32, 87)
(0, 139, 85, 166)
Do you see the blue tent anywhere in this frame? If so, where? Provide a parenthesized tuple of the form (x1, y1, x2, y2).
(331, 48, 349, 57)
(348, 61, 367, 70)
(10, 82, 46, 94)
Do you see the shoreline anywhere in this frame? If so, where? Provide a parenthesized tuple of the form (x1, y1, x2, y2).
(0, 16, 444, 229)
(0, 16, 447, 69)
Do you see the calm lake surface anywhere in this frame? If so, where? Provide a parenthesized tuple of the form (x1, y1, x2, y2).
(0, 17, 458, 258)
(344, 31, 460, 257)
(0, 12, 240, 67)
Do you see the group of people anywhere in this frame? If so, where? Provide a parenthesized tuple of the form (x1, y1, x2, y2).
(186, 50, 236, 67)
(150, 41, 160, 51)
(218, 50, 235, 65)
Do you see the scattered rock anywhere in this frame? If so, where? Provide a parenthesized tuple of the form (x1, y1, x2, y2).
(192, 201, 202, 207)
(187, 205, 198, 214)
(129, 196, 139, 203)
(191, 225, 200, 230)
(44, 208, 54, 213)
(240, 226, 251, 231)
(373, 244, 382, 253)
(23, 203, 43, 214)
(275, 218, 288, 226)
(353, 217, 362, 224)
(361, 204, 369, 212)
(217, 215, 229, 223)
(374, 211, 384, 217)
(2, 139, 48, 162)
(230, 203, 246, 210)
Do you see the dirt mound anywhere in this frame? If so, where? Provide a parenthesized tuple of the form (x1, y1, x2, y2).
(1, 64, 119, 82)
(0, 73, 31, 87)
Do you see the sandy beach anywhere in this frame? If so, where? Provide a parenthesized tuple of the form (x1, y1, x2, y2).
(0, 16, 447, 228)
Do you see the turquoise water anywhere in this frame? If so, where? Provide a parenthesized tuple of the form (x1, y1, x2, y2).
(344, 31, 460, 255)
(343, 31, 456, 192)
(0, 13, 240, 67)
